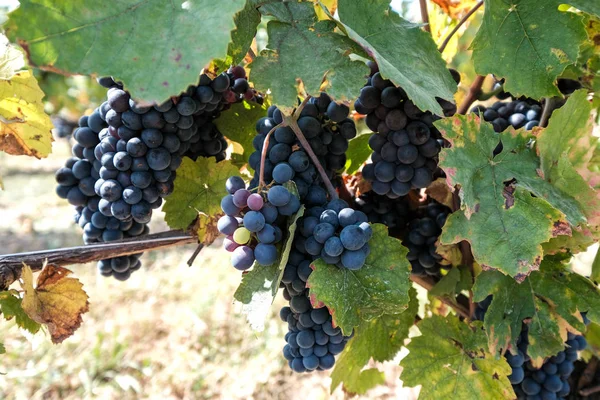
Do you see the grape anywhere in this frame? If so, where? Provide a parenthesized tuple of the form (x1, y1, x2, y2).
(340, 225, 367, 251)
(233, 227, 251, 245)
(326, 102, 350, 123)
(146, 147, 171, 170)
(232, 189, 251, 208)
(385, 109, 408, 130)
(255, 243, 278, 265)
(221, 195, 240, 216)
(324, 236, 344, 257)
(522, 378, 542, 395)
(313, 223, 335, 244)
(278, 195, 301, 216)
(374, 161, 395, 182)
(247, 193, 264, 211)
(509, 366, 525, 384)
(273, 163, 295, 184)
(257, 224, 277, 244)
(232, 246, 254, 270)
(297, 116, 321, 138)
(267, 186, 291, 207)
(243, 211, 266, 232)
(218, 215, 239, 235)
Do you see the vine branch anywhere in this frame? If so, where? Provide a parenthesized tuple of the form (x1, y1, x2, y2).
(457, 75, 486, 114)
(0, 230, 197, 289)
(259, 122, 284, 188)
(540, 97, 561, 128)
(438, 1, 484, 53)
(419, 0, 431, 33)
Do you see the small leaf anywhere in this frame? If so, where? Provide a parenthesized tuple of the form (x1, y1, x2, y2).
(163, 157, 239, 230)
(6, 0, 247, 103)
(331, 288, 418, 395)
(0, 70, 53, 158)
(307, 224, 411, 335)
(20, 265, 89, 344)
(0, 290, 41, 334)
(473, 260, 600, 361)
(429, 266, 472, 297)
(336, 0, 457, 115)
(249, 1, 369, 108)
(234, 205, 304, 331)
(471, 0, 586, 99)
(344, 133, 372, 175)
(437, 115, 585, 277)
(214, 101, 268, 164)
(401, 315, 515, 399)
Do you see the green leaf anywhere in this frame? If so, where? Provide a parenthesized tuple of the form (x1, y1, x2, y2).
(473, 260, 600, 362)
(471, 0, 587, 99)
(163, 157, 239, 230)
(344, 132, 372, 175)
(331, 288, 418, 395)
(336, 0, 457, 115)
(537, 89, 600, 227)
(249, 2, 369, 108)
(234, 205, 304, 331)
(429, 266, 472, 297)
(0, 342, 4, 355)
(436, 115, 585, 277)
(592, 246, 600, 282)
(307, 224, 411, 335)
(401, 315, 515, 399)
(227, 1, 261, 66)
(214, 101, 268, 164)
(0, 290, 41, 334)
(6, 0, 246, 103)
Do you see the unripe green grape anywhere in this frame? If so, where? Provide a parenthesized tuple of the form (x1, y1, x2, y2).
(233, 227, 251, 244)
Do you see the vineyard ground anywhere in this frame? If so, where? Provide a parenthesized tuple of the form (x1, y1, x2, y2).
(0, 141, 418, 400)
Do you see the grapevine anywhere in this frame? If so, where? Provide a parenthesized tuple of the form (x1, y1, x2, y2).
(1, 1, 600, 399)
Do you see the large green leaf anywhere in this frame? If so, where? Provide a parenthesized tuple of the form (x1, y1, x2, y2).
(6, 0, 246, 103)
(163, 157, 239, 230)
(307, 224, 411, 335)
(330, 288, 418, 395)
(214, 101, 267, 164)
(0, 290, 41, 334)
(473, 260, 600, 362)
(537, 89, 600, 227)
(233, 205, 304, 331)
(436, 115, 585, 277)
(335, 0, 457, 115)
(249, 1, 368, 108)
(401, 315, 515, 400)
(471, 0, 587, 99)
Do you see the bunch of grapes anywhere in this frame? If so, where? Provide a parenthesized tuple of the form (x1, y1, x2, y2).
(302, 203, 373, 270)
(225, 65, 264, 104)
(404, 201, 451, 278)
(355, 191, 412, 235)
(476, 297, 585, 399)
(218, 176, 300, 270)
(248, 93, 357, 198)
(357, 63, 458, 198)
(279, 201, 354, 372)
(56, 70, 247, 279)
(472, 99, 543, 133)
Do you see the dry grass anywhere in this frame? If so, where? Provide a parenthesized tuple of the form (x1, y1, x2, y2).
(0, 141, 418, 400)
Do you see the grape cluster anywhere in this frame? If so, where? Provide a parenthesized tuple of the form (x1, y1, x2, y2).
(355, 191, 411, 235)
(248, 93, 357, 197)
(471, 99, 543, 133)
(279, 201, 353, 372)
(303, 203, 373, 270)
(404, 202, 451, 278)
(218, 176, 300, 270)
(357, 63, 457, 198)
(57, 70, 246, 279)
(476, 297, 585, 399)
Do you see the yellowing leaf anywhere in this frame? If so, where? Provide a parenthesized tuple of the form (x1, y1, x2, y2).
(21, 264, 89, 344)
(431, 0, 482, 19)
(0, 70, 53, 158)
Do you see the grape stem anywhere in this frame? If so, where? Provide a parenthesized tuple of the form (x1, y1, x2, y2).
(580, 385, 600, 397)
(438, 1, 484, 53)
(259, 122, 285, 189)
(410, 275, 470, 319)
(418, 0, 431, 33)
(0, 230, 197, 289)
(285, 96, 339, 200)
(457, 75, 486, 114)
